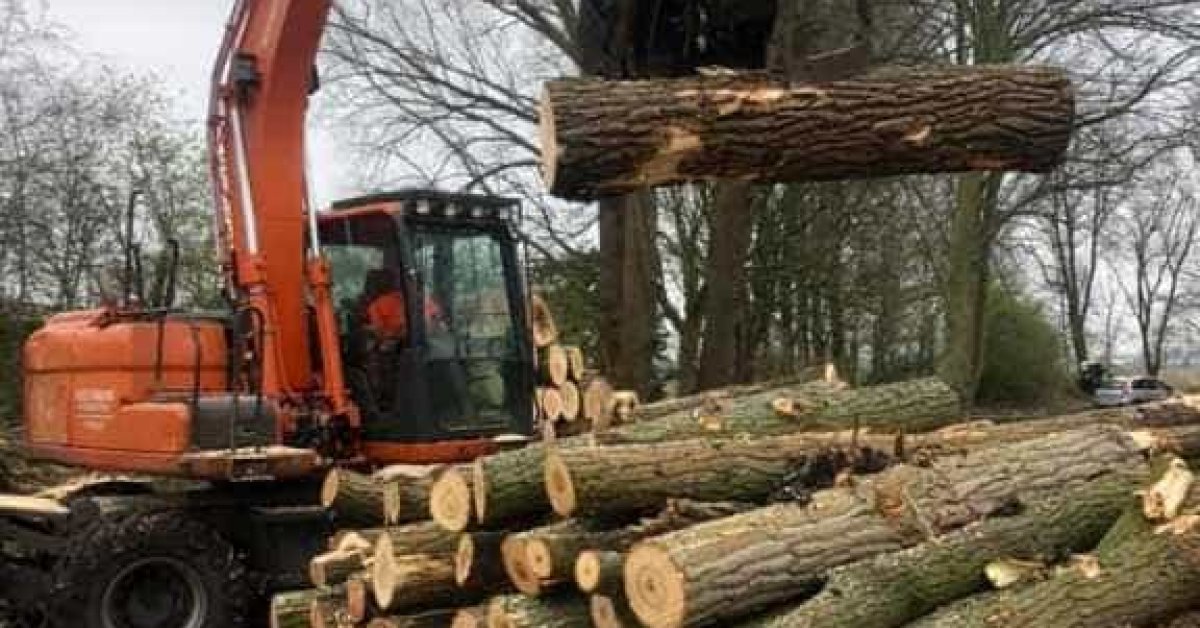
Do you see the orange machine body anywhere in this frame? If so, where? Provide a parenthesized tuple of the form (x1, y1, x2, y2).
(23, 310, 230, 473)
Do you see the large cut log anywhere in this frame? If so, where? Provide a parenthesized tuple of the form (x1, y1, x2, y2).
(910, 470, 1200, 628)
(633, 376, 839, 423)
(430, 467, 475, 532)
(601, 376, 959, 445)
(374, 520, 460, 557)
(486, 594, 592, 628)
(564, 346, 586, 381)
(545, 429, 896, 518)
(473, 378, 955, 530)
(377, 464, 459, 525)
(581, 376, 614, 424)
(371, 551, 462, 613)
(734, 473, 1142, 628)
(576, 550, 623, 594)
(322, 468, 385, 527)
(623, 426, 1145, 628)
(540, 65, 1074, 200)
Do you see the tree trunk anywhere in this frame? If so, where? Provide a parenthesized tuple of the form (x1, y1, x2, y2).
(308, 598, 339, 628)
(376, 464, 460, 525)
(541, 66, 1074, 200)
(576, 550, 624, 594)
(623, 426, 1144, 628)
(486, 594, 592, 628)
(632, 376, 837, 423)
(581, 375, 614, 423)
(373, 521, 460, 557)
(471, 445, 553, 530)
(597, 192, 659, 400)
(321, 468, 385, 527)
(564, 346, 586, 381)
(545, 429, 896, 518)
(910, 486, 1200, 627)
(697, 182, 755, 390)
(734, 474, 1140, 628)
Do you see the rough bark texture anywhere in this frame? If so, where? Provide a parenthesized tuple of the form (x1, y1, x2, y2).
(452, 605, 487, 628)
(371, 552, 462, 613)
(545, 429, 896, 518)
(631, 377, 838, 423)
(541, 66, 1074, 200)
(734, 474, 1143, 628)
(472, 445, 553, 529)
(321, 468, 385, 527)
(377, 465, 453, 525)
(486, 594, 592, 628)
(603, 377, 959, 445)
(375, 521, 460, 557)
(624, 426, 1143, 628)
(911, 488, 1200, 627)
(696, 181, 756, 390)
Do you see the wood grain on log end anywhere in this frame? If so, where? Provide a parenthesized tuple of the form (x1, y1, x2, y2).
(455, 534, 476, 586)
(624, 543, 685, 628)
(431, 467, 474, 532)
(381, 481, 402, 525)
(501, 536, 543, 596)
(1144, 456, 1194, 521)
(345, 574, 372, 623)
(531, 294, 558, 348)
(582, 376, 614, 424)
(575, 550, 622, 594)
(471, 458, 491, 525)
(591, 594, 626, 628)
(543, 450, 577, 517)
(524, 538, 556, 580)
(560, 380, 581, 422)
(372, 533, 399, 609)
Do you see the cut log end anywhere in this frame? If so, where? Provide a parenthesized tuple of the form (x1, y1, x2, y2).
(560, 380, 582, 422)
(372, 533, 397, 610)
(471, 458, 490, 524)
(430, 467, 474, 532)
(501, 537, 543, 596)
(381, 482, 402, 525)
(531, 294, 559, 348)
(538, 91, 560, 197)
(455, 534, 475, 586)
(625, 544, 686, 628)
(1144, 456, 1194, 521)
(345, 576, 371, 623)
(575, 550, 606, 593)
(319, 468, 340, 508)
(525, 538, 555, 579)
(544, 450, 577, 517)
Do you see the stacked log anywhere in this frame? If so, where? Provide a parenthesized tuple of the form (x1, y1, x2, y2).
(275, 372, 1200, 628)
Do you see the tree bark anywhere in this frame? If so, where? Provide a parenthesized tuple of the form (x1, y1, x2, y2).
(541, 66, 1074, 200)
(321, 468, 385, 527)
(596, 191, 659, 399)
(471, 445, 553, 530)
(451, 605, 487, 628)
(697, 181, 755, 390)
(377, 464, 460, 525)
(734, 473, 1140, 628)
(486, 594, 592, 628)
(309, 550, 366, 588)
(576, 550, 624, 594)
(540, 345, 570, 387)
(545, 429, 895, 518)
(456, 532, 510, 589)
(373, 521, 461, 557)
(371, 552, 463, 613)
(910, 486, 1200, 627)
(623, 426, 1144, 628)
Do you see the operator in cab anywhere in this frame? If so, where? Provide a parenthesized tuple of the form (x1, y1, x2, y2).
(361, 268, 444, 345)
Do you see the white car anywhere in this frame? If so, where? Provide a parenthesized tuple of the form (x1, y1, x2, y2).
(1093, 376, 1174, 407)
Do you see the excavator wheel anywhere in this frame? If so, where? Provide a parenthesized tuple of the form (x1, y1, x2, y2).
(49, 509, 248, 628)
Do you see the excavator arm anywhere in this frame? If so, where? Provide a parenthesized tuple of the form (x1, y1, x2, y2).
(208, 0, 350, 418)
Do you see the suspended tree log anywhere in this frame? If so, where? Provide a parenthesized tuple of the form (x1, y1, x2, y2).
(576, 551, 623, 594)
(733, 473, 1142, 628)
(591, 594, 640, 628)
(486, 594, 592, 628)
(559, 381, 581, 422)
(910, 474, 1200, 627)
(321, 468, 385, 527)
(540, 345, 570, 387)
(540, 65, 1074, 200)
(564, 346, 586, 381)
(456, 532, 510, 589)
(530, 295, 558, 348)
(365, 609, 460, 628)
(624, 426, 1145, 628)
(430, 467, 475, 532)
(309, 550, 366, 588)
(270, 589, 331, 628)
(545, 429, 896, 518)
(581, 376, 614, 424)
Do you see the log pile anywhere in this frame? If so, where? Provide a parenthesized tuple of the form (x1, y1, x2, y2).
(271, 375, 1200, 628)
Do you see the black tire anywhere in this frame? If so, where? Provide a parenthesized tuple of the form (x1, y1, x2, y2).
(50, 510, 248, 628)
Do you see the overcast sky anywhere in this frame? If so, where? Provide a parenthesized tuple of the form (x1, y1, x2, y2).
(43, 0, 350, 205)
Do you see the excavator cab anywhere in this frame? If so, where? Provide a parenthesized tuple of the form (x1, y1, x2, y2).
(318, 191, 535, 460)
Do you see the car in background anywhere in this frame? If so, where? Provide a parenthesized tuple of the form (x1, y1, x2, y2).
(1093, 376, 1174, 407)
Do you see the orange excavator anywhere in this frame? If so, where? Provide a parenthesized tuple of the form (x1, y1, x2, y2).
(1, 1, 535, 625)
